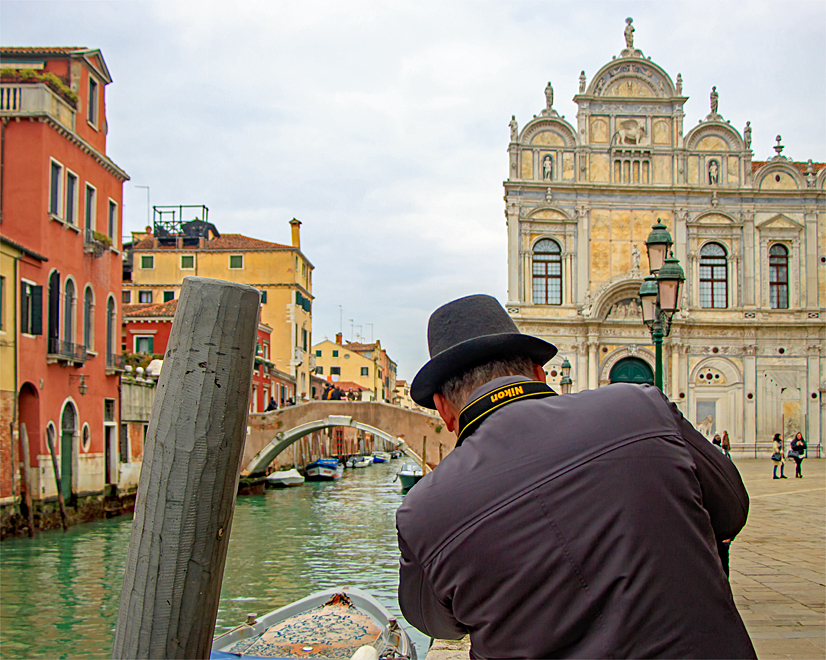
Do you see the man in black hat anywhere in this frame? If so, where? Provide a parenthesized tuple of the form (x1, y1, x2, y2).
(396, 294, 755, 659)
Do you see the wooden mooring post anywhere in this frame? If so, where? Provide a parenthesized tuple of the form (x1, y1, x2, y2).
(19, 424, 35, 537)
(45, 429, 69, 531)
(112, 277, 260, 660)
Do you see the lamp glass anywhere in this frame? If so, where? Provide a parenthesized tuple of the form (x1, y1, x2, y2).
(638, 276, 659, 324)
(560, 358, 571, 378)
(646, 243, 667, 273)
(658, 277, 681, 313)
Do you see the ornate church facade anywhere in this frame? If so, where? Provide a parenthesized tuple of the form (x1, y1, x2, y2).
(504, 20, 825, 451)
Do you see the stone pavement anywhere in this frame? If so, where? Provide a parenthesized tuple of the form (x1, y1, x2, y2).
(425, 458, 825, 659)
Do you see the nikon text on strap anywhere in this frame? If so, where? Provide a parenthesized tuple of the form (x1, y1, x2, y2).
(456, 380, 556, 446)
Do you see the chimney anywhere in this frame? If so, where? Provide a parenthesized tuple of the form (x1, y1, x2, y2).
(145, 225, 153, 236)
(335, 332, 342, 345)
(289, 218, 301, 249)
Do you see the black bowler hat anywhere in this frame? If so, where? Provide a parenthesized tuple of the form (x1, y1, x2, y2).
(410, 294, 557, 409)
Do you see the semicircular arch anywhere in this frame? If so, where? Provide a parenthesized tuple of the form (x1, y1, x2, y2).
(521, 118, 577, 147)
(592, 275, 645, 320)
(689, 356, 742, 385)
(600, 347, 656, 384)
(587, 58, 676, 98)
(246, 416, 412, 476)
(685, 123, 744, 151)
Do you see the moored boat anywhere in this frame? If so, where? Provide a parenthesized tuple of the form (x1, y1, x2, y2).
(347, 456, 372, 469)
(371, 451, 391, 463)
(211, 587, 417, 660)
(265, 469, 305, 488)
(394, 462, 423, 491)
(304, 458, 344, 481)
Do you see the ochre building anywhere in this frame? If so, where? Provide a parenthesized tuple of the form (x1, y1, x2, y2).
(125, 217, 314, 401)
(504, 21, 825, 452)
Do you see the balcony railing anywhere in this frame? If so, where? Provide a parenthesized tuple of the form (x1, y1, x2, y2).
(0, 83, 75, 132)
(47, 338, 87, 363)
(84, 226, 111, 257)
(106, 353, 125, 370)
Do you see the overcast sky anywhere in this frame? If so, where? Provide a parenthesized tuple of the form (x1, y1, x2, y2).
(4, 0, 825, 379)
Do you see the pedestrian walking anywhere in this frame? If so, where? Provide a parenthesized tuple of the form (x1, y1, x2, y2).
(722, 430, 731, 459)
(712, 433, 723, 452)
(789, 431, 807, 478)
(772, 433, 787, 479)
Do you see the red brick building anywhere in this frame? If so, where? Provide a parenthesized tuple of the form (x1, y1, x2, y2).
(0, 47, 129, 519)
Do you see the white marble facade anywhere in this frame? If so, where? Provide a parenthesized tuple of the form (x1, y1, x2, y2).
(505, 20, 826, 453)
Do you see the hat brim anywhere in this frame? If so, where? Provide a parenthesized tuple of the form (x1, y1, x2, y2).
(410, 333, 557, 409)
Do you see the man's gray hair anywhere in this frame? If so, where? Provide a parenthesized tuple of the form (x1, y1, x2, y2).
(439, 356, 537, 410)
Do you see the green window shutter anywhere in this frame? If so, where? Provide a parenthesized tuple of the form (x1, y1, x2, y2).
(163, 291, 174, 302)
(260, 290, 267, 304)
(31, 285, 43, 335)
(148, 336, 154, 353)
(302, 297, 311, 313)
(20, 282, 29, 333)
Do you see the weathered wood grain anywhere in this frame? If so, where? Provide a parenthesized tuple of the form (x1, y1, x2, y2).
(112, 277, 260, 659)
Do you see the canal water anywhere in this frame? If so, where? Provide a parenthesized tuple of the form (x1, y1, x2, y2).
(0, 461, 431, 659)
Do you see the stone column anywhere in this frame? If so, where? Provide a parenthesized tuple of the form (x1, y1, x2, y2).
(807, 345, 821, 444)
(742, 210, 756, 307)
(587, 338, 599, 390)
(506, 202, 521, 305)
(743, 346, 757, 445)
(576, 207, 590, 304)
(805, 211, 818, 309)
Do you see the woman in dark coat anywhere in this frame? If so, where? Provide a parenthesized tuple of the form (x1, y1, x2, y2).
(772, 433, 787, 479)
(789, 432, 807, 478)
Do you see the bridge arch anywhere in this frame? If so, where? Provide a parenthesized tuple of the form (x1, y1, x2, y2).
(245, 415, 415, 476)
(242, 401, 443, 476)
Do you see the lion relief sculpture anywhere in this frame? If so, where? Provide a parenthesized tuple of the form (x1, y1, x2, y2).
(615, 119, 647, 146)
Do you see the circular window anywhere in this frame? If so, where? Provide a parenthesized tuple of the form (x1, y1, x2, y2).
(550, 370, 558, 377)
(81, 423, 91, 453)
(778, 348, 785, 354)
(775, 174, 781, 182)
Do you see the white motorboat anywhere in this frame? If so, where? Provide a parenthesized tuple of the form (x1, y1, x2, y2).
(265, 469, 305, 488)
(347, 456, 373, 469)
(394, 462, 424, 491)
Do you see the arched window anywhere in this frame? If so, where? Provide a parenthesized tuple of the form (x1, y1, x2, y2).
(699, 242, 727, 308)
(532, 239, 562, 305)
(769, 244, 789, 309)
(83, 287, 94, 351)
(64, 279, 75, 346)
(106, 297, 116, 365)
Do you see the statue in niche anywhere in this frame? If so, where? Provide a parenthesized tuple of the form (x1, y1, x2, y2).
(675, 73, 683, 95)
(710, 86, 719, 115)
(545, 82, 554, 111)
(543, 155, 554, 181)
(743, 121, 752, 149)
(581, 290, 593, 316)
(509, 115, 518, 142)
(708, 160, 719, 185)
(631, 244, 641, 273)
(624, 17, 635, 49)
(579, 71, 586, 93)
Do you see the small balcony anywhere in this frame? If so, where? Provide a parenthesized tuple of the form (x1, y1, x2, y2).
(0, 82, 76, 132)
(47, 338, 87, 364)
(84, 226, 113, 258)
(106, 352, 126, 371)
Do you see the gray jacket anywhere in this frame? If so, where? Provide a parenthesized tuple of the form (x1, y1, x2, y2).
(397, 377, 755, 659)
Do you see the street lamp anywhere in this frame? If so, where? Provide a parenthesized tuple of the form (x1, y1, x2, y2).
(639, 220, 685, 391)
(559, 357, 572, 394)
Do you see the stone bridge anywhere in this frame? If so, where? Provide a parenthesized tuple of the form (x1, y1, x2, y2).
(243, 401, 451, 476)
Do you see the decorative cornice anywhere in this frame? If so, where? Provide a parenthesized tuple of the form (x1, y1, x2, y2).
(40, 116, 130, 182)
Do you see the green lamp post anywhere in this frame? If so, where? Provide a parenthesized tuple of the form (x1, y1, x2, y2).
(639, 221, 685, 391)
(559, 358, 572, 394)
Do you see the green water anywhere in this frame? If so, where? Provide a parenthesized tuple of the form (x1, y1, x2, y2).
(0, 461, 429, 659)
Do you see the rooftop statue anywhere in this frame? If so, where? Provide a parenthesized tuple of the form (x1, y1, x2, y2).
(743, 121, 752, 149)
(509, 115, 518, 142)
(579, 71, 586, 93)
(545, 82, 553, 111)
(624, 17, 634, 49)
(710, 86, 719, 115)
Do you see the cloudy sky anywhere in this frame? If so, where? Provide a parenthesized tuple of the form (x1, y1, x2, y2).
(4, 0, 824, 379)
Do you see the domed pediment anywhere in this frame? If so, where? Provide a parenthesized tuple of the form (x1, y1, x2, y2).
(520, 118, 576, 147)
(587, 59, 676, 99)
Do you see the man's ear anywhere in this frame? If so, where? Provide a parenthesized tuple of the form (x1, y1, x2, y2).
(433, 393, 460, 434)
(533, 363, 547, 383)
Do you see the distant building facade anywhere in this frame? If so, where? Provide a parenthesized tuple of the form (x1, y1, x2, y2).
(313, 333, 397, 402)
(0, 47, 130, 521)
(504, 22, 825, 450)
(124, 214, 313, 401)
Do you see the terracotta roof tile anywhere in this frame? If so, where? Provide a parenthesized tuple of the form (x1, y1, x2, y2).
(345, 342, 378, 352)
(1, 47, 88, 56)
(130, 233, 292, 251)
(124, 299, 178, 318)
